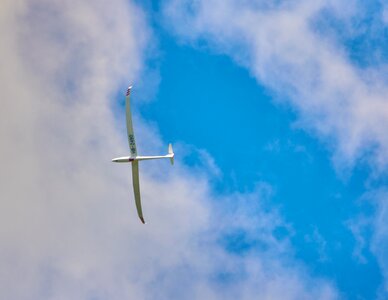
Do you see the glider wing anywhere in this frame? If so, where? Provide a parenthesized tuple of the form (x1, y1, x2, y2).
(131, 160, 145, 224)
(126, 86, 137, 157)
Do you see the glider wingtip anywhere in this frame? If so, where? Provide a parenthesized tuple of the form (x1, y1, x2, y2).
(125, 85, 133, 96)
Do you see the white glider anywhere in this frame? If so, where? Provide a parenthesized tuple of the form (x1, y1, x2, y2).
(112, 86, 174, 224)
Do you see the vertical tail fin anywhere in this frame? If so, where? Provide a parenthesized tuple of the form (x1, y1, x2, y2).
(168, 143, 174, 165)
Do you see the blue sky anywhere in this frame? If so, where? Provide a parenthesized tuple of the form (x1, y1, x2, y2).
(135, 1, 386, 298)
(1, 0, 388, 299)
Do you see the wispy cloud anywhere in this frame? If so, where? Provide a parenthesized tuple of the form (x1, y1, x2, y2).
(164, 0, 388, 172)
(0, 0, 339, 299)
(371, 190, 388, 298)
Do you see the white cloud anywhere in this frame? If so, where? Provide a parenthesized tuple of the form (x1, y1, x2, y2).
(383, 5, 388, 25)
(371, 190, 388, 298)
(0, 0, 339, 299)
(163, 0, 388, 173)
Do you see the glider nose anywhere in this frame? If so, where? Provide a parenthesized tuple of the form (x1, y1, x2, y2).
(112, 157, 125, 163)
(112, 156, 133, 163)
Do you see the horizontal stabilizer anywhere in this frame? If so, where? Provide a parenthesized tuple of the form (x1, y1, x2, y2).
(168, 143, 174, 165)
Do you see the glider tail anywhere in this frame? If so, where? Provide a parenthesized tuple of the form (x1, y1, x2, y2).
(168, 143, 174, 165)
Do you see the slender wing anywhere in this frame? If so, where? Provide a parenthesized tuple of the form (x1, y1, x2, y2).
(131, 161, 145, 224)
(126, 86, 137, 157)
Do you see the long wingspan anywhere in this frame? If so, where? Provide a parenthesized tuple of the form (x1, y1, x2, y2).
(131, 160, 145, 224)
(126, 86, 137, 157)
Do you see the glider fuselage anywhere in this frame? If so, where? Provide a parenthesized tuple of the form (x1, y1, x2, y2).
(112, 154, 173, 163)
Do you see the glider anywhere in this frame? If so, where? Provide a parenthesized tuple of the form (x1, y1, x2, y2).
(112, 86, 174, 224)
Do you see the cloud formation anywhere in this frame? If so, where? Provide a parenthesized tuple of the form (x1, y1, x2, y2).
(164, 0, 388, 172)
(0, 0, 339, 299)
